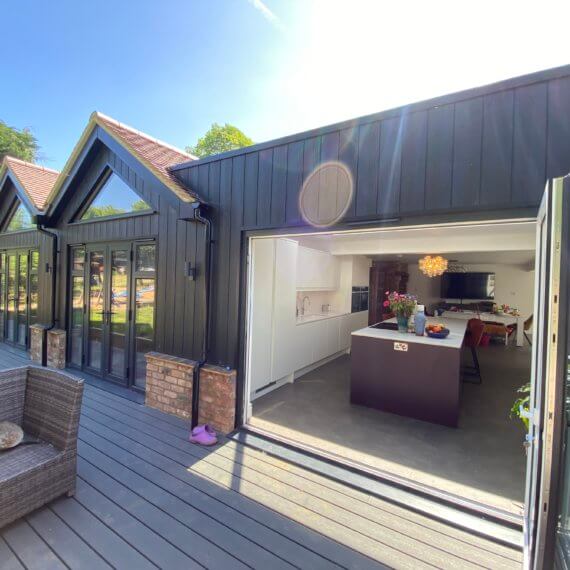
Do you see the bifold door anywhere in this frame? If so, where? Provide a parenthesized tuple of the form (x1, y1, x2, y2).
(0, 250, 38, 348)
(68, 241, 156, 389)
(524, 176, 569, 569)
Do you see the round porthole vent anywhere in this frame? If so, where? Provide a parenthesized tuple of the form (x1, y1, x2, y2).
(299, 161, 354, 228)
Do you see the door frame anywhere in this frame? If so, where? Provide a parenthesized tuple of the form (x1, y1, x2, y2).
(66, 238, 157, 390)
(241, 216, 546, 525)
(525, 176, 569, 569)
(0, 247, 38, 349)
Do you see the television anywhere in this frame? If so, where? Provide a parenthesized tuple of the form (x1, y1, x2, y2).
(441, 272, 495, 300)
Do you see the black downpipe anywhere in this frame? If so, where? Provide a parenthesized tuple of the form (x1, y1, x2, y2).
(191, 203, 212, 428)
(36, 224, 58, 365)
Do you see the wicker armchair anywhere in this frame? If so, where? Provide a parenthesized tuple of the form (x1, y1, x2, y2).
(0, 366, 83, 529)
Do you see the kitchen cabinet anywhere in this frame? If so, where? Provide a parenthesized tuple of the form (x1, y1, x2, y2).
(271, 239, 298, 381)
(296, 246, 339, 290)
(248, 239, 276, 397)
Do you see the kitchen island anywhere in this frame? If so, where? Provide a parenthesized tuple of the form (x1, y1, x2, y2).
(350, 317, 468, 427)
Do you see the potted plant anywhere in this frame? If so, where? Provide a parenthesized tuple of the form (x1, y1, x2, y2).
(384, 291, 417, 332)
(510, 383, 530, 430)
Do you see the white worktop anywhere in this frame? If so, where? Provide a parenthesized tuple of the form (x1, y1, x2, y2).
(296, 311, 348, 325)
(352, 317, 468, 349)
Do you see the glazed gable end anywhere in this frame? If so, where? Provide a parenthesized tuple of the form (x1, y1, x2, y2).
(45, 127, 207, 362)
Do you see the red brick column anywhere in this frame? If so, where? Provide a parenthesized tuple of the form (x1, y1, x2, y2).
(198, 365, 236, 434)
(29, 325, 45, 365)
(145, 353, 195, 419)
(47, 329, 66, 369)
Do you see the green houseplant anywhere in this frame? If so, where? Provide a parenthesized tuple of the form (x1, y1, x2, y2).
(384, 291, 417, 333)
(510, 383, 530, 430)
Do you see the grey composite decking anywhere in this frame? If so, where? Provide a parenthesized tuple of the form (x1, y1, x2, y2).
(0, 346, 523, 569)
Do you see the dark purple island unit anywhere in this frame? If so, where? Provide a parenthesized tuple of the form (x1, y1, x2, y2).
(350, 317, 468, 427)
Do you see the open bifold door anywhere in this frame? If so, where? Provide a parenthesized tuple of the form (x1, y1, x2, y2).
(524, 176, 570, 569)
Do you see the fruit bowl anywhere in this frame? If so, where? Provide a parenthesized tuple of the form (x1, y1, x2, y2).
(426, 327, 450, 339)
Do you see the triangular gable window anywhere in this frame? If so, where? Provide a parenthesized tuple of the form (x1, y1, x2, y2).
(5, 202, 34, 232)
(80, 172, 151, 221)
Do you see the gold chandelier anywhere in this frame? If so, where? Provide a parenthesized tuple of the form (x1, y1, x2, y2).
(419, 255, 448, 278)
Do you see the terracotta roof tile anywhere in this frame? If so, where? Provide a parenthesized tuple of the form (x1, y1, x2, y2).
(94, 113, 198, 200)
(2, 156, 59, 211)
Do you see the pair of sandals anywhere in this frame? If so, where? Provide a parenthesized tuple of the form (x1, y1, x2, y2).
(190, 424, 218, 446)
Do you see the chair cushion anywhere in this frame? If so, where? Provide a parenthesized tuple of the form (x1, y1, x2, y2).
(0, 442, 61, 484)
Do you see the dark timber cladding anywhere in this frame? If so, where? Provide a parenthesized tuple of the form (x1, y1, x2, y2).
(171, 65, 570, 368)
(48, 129, 206, 362)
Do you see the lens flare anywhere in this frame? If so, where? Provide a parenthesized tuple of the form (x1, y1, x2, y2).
(299, 161, 353, 228)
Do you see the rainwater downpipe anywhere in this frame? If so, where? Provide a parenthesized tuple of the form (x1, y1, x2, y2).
(190, 202, 213, 429)
(36, 221, 58, 365)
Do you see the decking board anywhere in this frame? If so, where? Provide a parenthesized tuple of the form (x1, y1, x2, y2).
(0, 345, 522, 569)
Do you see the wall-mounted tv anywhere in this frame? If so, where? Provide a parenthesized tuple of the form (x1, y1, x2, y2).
(441, 272, 495, 300)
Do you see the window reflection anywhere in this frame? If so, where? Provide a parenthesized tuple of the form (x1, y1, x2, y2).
(81, 173, 151, 220)
(6, 204, 34, 232)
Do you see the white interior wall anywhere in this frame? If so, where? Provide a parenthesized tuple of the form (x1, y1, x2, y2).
(406, 265, 442, 312)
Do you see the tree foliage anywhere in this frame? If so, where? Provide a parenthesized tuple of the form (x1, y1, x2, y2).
(0, 121, 39, 163)
(187, 123, 253, 158)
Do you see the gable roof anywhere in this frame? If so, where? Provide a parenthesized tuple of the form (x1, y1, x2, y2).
(47, 111, 198, 207)
(0, 156, 59, 212)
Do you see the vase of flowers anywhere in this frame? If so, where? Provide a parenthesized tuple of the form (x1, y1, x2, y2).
(384, 291, 417, 333)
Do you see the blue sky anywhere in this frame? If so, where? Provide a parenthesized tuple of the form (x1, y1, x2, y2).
(2, 0, 569, 171)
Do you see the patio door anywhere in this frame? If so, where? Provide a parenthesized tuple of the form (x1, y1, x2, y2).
(69, 241, 156, 389)
(1, 249, 38, 348)
(524, 177, 569, 569)
(85, 243, 131, 384)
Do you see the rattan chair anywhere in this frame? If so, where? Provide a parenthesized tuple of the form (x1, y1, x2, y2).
(0, 366, 84, 529)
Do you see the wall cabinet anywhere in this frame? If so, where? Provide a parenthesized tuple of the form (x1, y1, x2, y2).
(296, 246, 339, 290)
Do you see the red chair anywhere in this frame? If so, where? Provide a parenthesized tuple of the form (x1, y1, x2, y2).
(463, 318, 485, 384)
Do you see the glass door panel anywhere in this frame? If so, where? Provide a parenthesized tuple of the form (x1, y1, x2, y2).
(6, 255, 16, 342)
(17, 253, 28, 346)
(0, 252, 5, 338)
(29, 251, 39, 326)
(87, 250, 105, 371)
(70, 275, 84, 366)
(134, 277, 155, 388)
(109, 248, 129, 379)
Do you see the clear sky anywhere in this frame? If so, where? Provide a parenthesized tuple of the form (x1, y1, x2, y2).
(2, 0, 569, 171)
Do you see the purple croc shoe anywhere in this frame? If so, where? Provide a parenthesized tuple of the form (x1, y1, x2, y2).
(190, 424, 218, 446)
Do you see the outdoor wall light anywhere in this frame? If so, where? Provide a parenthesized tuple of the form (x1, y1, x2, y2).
(186, 261, 197, 280)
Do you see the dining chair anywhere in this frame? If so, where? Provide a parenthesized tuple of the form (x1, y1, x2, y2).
(463, 318, 485, 384)
(483, 322, 515, 346)
(523, 315, 533, 345)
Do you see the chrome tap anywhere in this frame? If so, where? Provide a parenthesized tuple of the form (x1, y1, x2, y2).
(301, 296, 310, 316)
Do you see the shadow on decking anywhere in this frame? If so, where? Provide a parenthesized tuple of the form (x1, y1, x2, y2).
(0, 343, 522, 569)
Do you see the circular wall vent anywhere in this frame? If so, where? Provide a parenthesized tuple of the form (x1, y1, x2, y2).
(299, 161, 354, 228)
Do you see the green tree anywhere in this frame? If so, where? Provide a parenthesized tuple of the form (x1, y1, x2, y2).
(82, 204, 126, 220)
(132, 199, 151, 211)
(0, 121, 39, 162)
(187, 123, 253, 158)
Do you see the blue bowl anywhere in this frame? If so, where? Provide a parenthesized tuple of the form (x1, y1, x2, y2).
(426, 328, 450, 339)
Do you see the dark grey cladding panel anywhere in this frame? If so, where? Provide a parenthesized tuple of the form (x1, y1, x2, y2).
(172, 67, 570, 368)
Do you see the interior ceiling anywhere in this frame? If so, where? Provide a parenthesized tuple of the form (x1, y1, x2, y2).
(293, 221, 536, 258)
(371, 250, 535, 266)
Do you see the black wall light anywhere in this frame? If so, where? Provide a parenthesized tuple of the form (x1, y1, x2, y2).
(186, 261, 197, 280)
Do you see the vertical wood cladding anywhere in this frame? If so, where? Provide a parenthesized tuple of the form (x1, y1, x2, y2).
(173, 69, 570, 369)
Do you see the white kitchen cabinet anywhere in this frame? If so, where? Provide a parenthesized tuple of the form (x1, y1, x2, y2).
(339, 315, 351, 350)
(248, 239, 276, 397)
(296, 246, 339, 290)
(295, 320, 318, 370)
(271, 239, 298, 381)
(326, 317, 341, 355)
